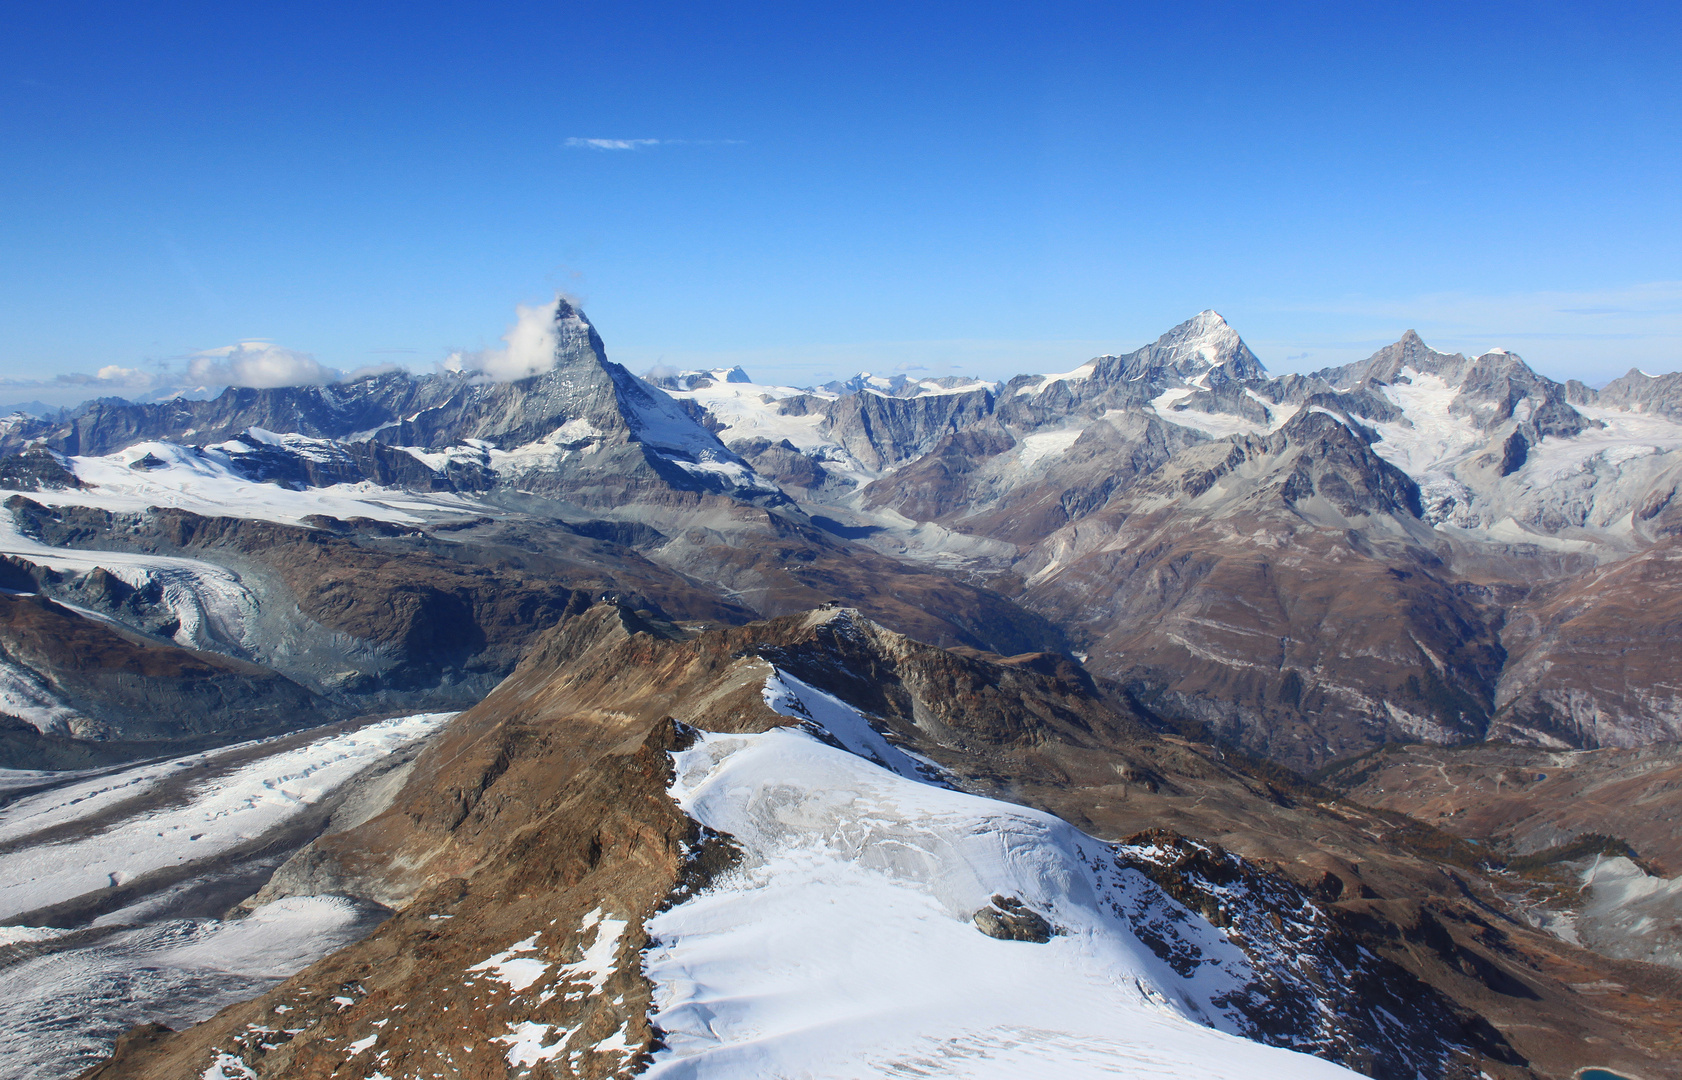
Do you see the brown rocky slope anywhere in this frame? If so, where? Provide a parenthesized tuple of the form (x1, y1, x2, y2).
(81, 605, 1682, 1080)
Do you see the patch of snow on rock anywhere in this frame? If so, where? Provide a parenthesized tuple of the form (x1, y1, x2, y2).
(468, 935, 549, 993)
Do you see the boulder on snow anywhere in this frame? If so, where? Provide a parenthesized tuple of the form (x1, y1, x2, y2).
(973, 894, 1053, 943)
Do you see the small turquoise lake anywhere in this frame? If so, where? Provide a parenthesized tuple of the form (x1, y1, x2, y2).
(1579, 1070, 1635, 1080)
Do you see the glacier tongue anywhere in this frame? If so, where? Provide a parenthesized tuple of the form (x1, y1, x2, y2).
(643, 681, 1360, 1079)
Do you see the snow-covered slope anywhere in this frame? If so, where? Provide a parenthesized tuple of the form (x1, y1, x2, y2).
(0, 507, 264, 657)
(659, 372, 883, 486)
(642, 673, 1360, 1079)
(1322, 355, 1682, 550)
(0, 894, 383, 1080)
(2, 436, 489, 527)
(0, 712, 452, 1080)
(0, 712, 453, 920)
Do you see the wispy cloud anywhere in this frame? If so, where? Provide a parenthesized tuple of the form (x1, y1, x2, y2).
(563, 137, 744, 151)
(566, 138, 662, 150)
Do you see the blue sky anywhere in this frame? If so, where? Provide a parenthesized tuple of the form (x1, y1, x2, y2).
(2, 1, 1679, 405)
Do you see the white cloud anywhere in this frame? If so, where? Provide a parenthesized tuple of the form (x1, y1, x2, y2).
(443, 297, 560, 381)
(186, 341, 337, 389)
(93, 365, 155, 388)
(566, 137, 662, 150)
(563, 137, 743, 151)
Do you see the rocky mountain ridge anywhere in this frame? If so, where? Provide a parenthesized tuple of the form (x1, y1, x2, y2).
(657, 313, 1682, 765)
(1, 297, 1677, 1078)
(74, 603, 1682, 1080)
(2, 303, 1678, 769)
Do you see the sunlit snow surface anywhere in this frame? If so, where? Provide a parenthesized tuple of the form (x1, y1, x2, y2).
(7, 437, 491, 526)
(0, 895, 382, 1080)
(0, 712, 455, 921)
(0, 713, 453, 1080)
(643, 674, 1358, 1079)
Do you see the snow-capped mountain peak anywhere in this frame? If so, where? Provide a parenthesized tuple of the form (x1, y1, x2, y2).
(1107, 310, 1268, 387)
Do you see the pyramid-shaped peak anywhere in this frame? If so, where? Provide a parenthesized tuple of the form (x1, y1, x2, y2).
(546, 297, 609, 371)
(1163, 309, 1238, 342)
(1143, 310, 1265, 380)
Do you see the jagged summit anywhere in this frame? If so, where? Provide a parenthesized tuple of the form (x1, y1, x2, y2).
(1309, 329, 1470, 389)
(1592, 366, 1682, 420)
(550, 297, 609, 371)
(1100, 309, 1267, 386)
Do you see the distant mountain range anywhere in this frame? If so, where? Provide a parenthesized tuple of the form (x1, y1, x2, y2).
(1, 302, 1678, 772)
(9, 299, 1682, 1080)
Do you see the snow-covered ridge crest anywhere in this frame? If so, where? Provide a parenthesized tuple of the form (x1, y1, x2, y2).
(642, 671, 1363, 1078)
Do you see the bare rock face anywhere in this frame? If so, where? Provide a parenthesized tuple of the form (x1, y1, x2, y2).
(0, 446, 83, 491)
(862, 412, 1206, 549)
(1014, 407, 1503, 769)
(6, 298, 1680, 790)
(0, 496, 753, 707)
(814, 384, 997, 472)
(972, 895, 1054, 942)
(2, 371, 462, 459)
(0, 300, 773, 509)
(1494, 538, 1682, 747)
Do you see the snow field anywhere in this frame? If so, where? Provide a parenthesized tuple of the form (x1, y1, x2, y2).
(0, 895, 380, 1080)
(0, 653, 90, 733)
(641, 673, 1360, 1079)
(0, 712, 455, 920)
(6, 437, 489, 527)
(1369, 368, 1487, 480)
(663, 377, 883, 485)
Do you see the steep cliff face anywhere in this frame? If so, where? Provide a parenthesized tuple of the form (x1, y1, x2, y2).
(1494, 538, 1682, 746)
(811, 383, 997, 472)
(700, 318, 1682, 760)
(1589, 367, 1682, 421)
(2, 372, 461, 459)
(861, 411, 1208, 548)
(0, 495, 762, 720)
(997, 310, 1267, 428)
(9, 300, 1682, 772)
